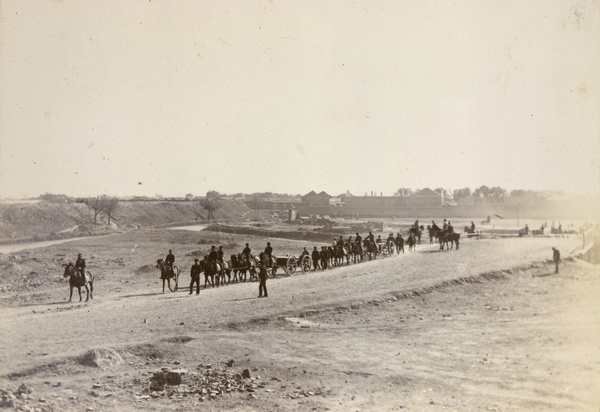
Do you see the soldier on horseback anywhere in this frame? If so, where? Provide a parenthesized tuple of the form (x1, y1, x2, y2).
(208, 246, 218, 275)
(447, 221, 454, 234)
(442, 219, 448, 230)
(75, 253, 86, 282)
(431, 220, 440, 231)
(264, 242, 274, 268)
(354, 232, 362, 245)
(165, 250, 175, 273)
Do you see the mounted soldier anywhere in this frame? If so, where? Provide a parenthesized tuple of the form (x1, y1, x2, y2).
(165, 249, 175, 272)
(208, 246, 218, 275)
(354, 232, 362, 245)
(75, 253, 86, 282)
(264, 242, 274, 268)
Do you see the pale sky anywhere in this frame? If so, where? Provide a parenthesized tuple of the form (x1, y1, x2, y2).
(1, 0, 599, 199)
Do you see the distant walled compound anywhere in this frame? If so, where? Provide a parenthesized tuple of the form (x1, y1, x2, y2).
(248, 189, 599, 221)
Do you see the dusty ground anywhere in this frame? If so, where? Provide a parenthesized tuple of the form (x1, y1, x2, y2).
(0, 228, 598, 412)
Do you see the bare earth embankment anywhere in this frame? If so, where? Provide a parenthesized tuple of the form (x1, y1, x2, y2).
(0, 231, 598, 411)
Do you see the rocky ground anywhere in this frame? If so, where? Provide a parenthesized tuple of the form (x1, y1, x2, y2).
(0, 228, 598, 411)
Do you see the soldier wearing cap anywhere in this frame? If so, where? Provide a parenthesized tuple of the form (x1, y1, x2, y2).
(190, 258, 202, 295)
(312, 246, 320, 271)
(257, 257, 268, 298)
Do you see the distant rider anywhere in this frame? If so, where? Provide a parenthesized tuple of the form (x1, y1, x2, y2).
(75, 253, 86, 282)
(165, 249, 175, 272)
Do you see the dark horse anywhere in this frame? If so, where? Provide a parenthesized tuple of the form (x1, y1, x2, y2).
(438, 230, 461, 250)
(231, 254, 256, 282)
(202, 258, 224, 288)
(406, 233, 417, 252)
(63, 263, 94, 303)
(408, 227, 422, 245)
(156, 259, 180, 292)
(351, 242, 364, 263)
(334, 244, 350, 266)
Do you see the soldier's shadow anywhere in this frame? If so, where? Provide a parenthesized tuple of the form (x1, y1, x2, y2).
(533, 272, 556, 277)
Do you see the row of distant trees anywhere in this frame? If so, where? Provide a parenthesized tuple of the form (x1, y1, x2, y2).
(394, 186, 566, 200)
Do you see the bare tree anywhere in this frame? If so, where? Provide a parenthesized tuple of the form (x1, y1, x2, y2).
(200, 198, 221, 221)
(105, 196, 120, 225)
(90, 196, 106, 225)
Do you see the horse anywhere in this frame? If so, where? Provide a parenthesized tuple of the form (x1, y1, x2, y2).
(233, 254, 257, 282)
(156, 259, 179, 292)
(406, 233, 417, 252)
(202, 259, 224, 288)
(351, 242, 364, 263)
(437, 230, 460, 250)
(334, 244, 350, 266)
(428, 226, 441, 244)
(217, 260, 232, 285)
(63, 263, 94, 303)
(363, 240, 378, 260)
(408, 227, 422, 245)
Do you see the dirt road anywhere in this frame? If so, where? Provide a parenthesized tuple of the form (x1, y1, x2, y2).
(0, 235, 598, 411)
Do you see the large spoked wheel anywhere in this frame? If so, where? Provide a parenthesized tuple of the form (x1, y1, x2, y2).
(173, 272, 179, 291)
(301, 256, 312, 273)
(287, 257, 297, 275)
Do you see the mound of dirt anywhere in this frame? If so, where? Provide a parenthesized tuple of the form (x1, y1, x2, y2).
(133, 264, 156, 275)
(78, 348, 124, 368)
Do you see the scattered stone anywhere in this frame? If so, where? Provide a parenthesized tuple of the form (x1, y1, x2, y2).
(242, 369, 251, 379)
(226, 359, 235, 367)
(18, 384, 33, 394)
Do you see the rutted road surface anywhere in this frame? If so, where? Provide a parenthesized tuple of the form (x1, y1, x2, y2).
(0, 235, 598, 411)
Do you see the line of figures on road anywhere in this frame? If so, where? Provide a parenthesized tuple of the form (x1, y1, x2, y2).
(152, 219, 462, 295)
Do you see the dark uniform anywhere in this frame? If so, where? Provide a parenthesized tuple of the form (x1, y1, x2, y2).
(189, 259, 202, 295)
(447, 221, 454, 234)
(312, 247, 320, 271)
(552, 248, 561, 273)
(208, 246, 218, 275)
(365, 232, 375, 243)
(320, 247, 329, 270)
(165, 250, 175, 271)
(396, 234, 404, 254)
(264, 243, 274, 267)
(337, 236, 345, 247)
(241, 243, 252, 262)
(75, 254, 86, 283)
(217, 246, 224, 263)
(355, 233, 362, 245)
(257, 263, 268, 297)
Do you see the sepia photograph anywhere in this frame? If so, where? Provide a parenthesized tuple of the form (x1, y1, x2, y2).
(0, 1, 599, 411)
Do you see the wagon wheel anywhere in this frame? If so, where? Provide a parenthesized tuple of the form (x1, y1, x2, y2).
(301, 256, 312, 273)
(287, 256, 297, 275)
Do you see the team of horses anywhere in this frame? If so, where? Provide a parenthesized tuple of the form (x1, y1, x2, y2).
(61, 224, 462, 299)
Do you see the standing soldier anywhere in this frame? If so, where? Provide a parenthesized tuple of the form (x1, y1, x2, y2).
(75, 253, 86, 282)
(396, 233, 404, 254)
(264, 242, 274, 268)
(165, 250, 175, 272)
(312, 246, 321, 271)
(320, 246, 329, 270)
(189, 258, 202, 295)
(257, 259, 268, 298)
(552, 247, 561, 274)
